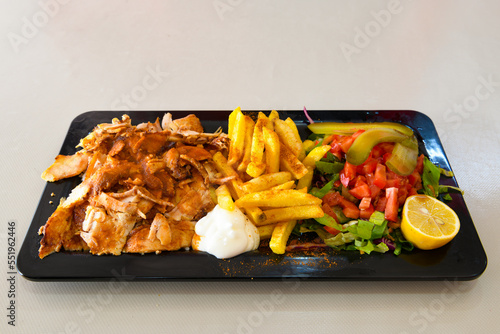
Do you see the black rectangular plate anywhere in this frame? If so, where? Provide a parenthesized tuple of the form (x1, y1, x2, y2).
(17, 110, 487, 281)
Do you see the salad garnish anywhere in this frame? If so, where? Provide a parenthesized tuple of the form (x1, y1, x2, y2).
(294, 117, 462, 255)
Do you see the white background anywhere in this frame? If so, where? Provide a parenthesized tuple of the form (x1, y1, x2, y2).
(1, 1, 498, 333)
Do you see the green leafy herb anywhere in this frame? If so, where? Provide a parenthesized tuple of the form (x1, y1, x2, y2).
(331, 205, 349, 223)
(421, 157, 441, 197)
(309, 175, 339, 198)
(294, 219, 324, 235)
(315, 161, 344, 174)
(369, 211, 386, 226)
(421, 157, 463, 198)
(353, 239, 389, 254)
(391, 229, 414, 256)
(371, 220, 388, 240)
(308, 133, 323, 141)
(314, 214, 345, 232)
(321, 151, 342, 163)
(356, 220, 374, 239)
(316, 230, 356, 248)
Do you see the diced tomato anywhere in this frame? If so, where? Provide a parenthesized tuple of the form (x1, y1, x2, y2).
(375, 196, 387, 212)
(344, 161, 357, 179)
(340, 171, 350, 188)
(408, 170, 421, 187)
(339, 136, 355, 153)
(386, 171, 405, 188)
(398, 186, 408, 206)
(321, 134, 336, 145)
(408, 187, 418, 196)
(386, 178, 400, 189)
(354, 175, 367, 188)
(322, 191, 360, 219)
(359, 197, 372, 210)
(324, 226, 341, 236)
(322, 191, 342, 207)
(328, 140, 343, 160)
(366, 173, 381, 198)
(400, 177, 409, 188)
(322, 203, 339, 222)
(357, 157, 378, 175)
(369, 184, 381, 199)
(340, 198, 360, 219)
(351, 129, 365, 140)
(356, 164, 364, 175)
(360, 204, 375, 219)
(373, 163, 387, 189)
(338, 130, 366, 156)
(409, 170, 422, 190)
(333, 180, 341, 188)
(386, 170, 400, 180)
(385, 187, 399, 222)
(416, 153, 425, 174)
(340, 162, 357, 188)
(371, 145, 384, 159)
(378, 142, 395, 154)
(349, 183, 371, 199)
(382, 152, 392, 164)
(365, 173, 374, 185)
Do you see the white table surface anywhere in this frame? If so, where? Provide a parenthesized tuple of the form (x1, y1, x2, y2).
(1, 1, 498, 333)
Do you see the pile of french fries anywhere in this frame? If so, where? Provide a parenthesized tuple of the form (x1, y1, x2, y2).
(211, 107, 332, 254)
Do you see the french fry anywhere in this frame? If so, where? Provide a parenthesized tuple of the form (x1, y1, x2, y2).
(209, 185, 218, 204)
(237, 116, 255, 172)
(284, 117, 300, 141)
(228, 110, 246, 166)
(227, 106, 241, 140)
(246, 113, 268, 177)
(279, 142, 308, 179)
(302, 139, 315, 152)
(297, 145, 332, 190)
(246, 162, 266, 178)
(296, 169, 314, 190)
(268, 110, 279, 125)
(274, 118, 303, 158)
(212, 152, 244, 199)
(262, 127, 280, 174)
(260, 205, 324, 225)
(215, 184, 235, 211)
(258, 223, 277, 240)
(212, 152, 266, 225)
(269, 180, 295, 191)
(269, 220, 297, 254)
(241, 171, 292, 194)
(285, 117, 306, 161)
(223, 108, 337, 254)
(246, 208, 267, 225)
(235, 189, 322, 208)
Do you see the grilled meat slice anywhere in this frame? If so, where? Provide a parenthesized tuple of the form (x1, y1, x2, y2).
(41, 152, 89, 182)
(38, 182, 91, 258)
(80, 206, 136, 256)
(123, 218, 195, 254)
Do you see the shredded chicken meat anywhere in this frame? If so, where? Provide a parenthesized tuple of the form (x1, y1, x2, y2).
(38, 113, 229, 258)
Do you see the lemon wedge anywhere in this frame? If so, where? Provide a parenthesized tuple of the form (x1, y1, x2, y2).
(401, 195, 460, 250)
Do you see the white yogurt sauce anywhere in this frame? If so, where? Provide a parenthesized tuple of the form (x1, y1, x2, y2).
(195, 205, 260, 259)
